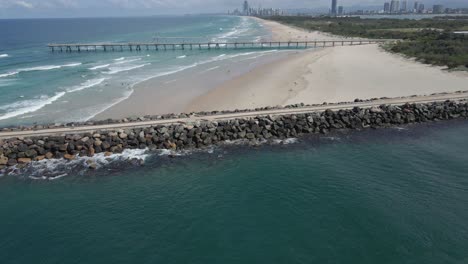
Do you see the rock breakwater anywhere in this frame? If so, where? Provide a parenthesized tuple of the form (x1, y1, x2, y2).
(0, 100, 467, 172)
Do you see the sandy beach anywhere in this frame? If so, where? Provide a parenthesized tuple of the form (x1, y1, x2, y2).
(97, 17, 468, 119)
(186, 18, 468, 112)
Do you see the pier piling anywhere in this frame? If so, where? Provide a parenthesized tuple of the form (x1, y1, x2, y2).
(47, 40, 391, 53)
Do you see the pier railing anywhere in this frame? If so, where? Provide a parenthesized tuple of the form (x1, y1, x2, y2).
(48, 40, 394, 52)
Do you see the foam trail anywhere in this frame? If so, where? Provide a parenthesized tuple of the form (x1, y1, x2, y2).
(106, 63, 150, 75)
(21, 148, 150, 179)
(89, 64, 110, 70)
(18, 62, 82, 72)
(20, 65, 61, 71)
(63, 63, 82, 67)
(0, 72, 18, 78)
(0, 92, 66, 120)
(114, 57, 125, 61)
(177, 55, 187, 59)
(0, 54, 8, 58)
(115, 58, 142, 64)
(67, 78, 106, 93)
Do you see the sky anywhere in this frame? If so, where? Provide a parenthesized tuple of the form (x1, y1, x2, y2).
(0, 0, 466, 18)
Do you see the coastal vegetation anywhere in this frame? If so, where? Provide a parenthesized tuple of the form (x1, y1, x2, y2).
(268, 16, 468, 69)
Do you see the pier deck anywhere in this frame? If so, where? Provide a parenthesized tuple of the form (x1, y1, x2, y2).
(48, 40, 393, 52)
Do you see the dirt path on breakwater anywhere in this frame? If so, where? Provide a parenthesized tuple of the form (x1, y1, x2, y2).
(1, 92, 468, 140)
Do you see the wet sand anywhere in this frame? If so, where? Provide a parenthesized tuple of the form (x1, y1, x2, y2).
(96, 17, 468, 120)
(186, 18, 468, 112)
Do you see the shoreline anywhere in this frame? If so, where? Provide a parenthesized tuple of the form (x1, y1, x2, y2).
(93, 16, 353, 121)
(186, 18, 468, 113)
(95, 17, 468, 120)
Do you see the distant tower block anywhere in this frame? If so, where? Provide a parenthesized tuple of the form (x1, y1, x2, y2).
(338, 6, 344, 16)
(331, 0, 337, 16)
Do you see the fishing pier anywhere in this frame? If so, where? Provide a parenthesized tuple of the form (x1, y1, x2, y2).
(48, 40, 392, 52)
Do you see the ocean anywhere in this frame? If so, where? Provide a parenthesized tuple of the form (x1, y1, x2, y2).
(0, 15, 273, 126)
(1, 120, 468, 263)
(1, 15, 468, 263)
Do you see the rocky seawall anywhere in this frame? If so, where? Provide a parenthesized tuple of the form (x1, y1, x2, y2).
(0, 100, 467, 171)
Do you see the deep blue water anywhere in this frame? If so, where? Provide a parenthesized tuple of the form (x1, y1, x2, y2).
(0, 120, 467, 263)
(0, 16, 270, 125)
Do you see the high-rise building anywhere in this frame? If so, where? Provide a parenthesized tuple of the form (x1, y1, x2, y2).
(433, 4, 444, 14)
(418, 3, 425, 13)
(243, 1, 249, 15)
(384, 2, 390, 13)
(401, 0, 407, 12)
(413, 1, 419, 12)
(331, 0, 338, 16)
(390, 0, 400, 13)
(338, 6, 344, 15)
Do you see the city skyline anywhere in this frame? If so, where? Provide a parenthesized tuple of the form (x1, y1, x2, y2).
(1, 0, 467, 18)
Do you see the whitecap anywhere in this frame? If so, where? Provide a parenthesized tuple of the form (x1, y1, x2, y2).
(0, 71, 18, 78)
(19, 65, 61, 71)
(62, 62, 82, 67)
(89, 64, 110, 70)
(18, 62, 81, 73)
(0, 92, 66, 120)
(17, 148, 151, 179)
(177, 55, 187, 59)
(114, 58, 142, 65)
(0, 54, 8, 58)
(106, 63, 150, 75)
(114, 57, 125, 61)
(67, 78, 106, 93)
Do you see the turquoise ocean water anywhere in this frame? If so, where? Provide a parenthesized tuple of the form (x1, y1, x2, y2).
(1, 120, 468, 263)
(1, 15, 468, 263)
(0, 16, 271, 126)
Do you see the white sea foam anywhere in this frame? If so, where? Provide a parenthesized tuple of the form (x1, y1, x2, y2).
(89, 64, 110, 70)
(63, 63, 82, 67)
(19, 148, 150, 179)
(177, 55, 187, 59)
(114, 57, 125, 61)
(0, 92, 65, 120)
(67, 78, 106, 93)
(114, 58, 142, 64)
(0, 54, 8, 58)
(0, 71, 18, 78)
(18, 62, 82, 73)
(106, 63, 150, 75)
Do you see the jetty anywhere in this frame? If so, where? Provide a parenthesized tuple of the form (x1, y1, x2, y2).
(47, 40, 393, 52)
(1, 92, 467, 139)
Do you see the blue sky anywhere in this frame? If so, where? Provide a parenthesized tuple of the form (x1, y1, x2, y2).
(0, 0, 466, 18)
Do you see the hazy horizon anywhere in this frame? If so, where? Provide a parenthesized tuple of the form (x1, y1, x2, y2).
(1, 0, 467, 19)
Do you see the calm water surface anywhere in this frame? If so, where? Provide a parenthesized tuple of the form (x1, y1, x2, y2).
(1, 120, 467, 263)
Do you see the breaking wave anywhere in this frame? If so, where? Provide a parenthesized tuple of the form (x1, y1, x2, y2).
(106, 63, 150, 75)
(0, 92, 66, 121)
(89, 64, 110, 70)
(16, 62, 82, 73)
(0, 54, 8, 58)
(67, 78, 106, 93)
(0, 71, 18, 78)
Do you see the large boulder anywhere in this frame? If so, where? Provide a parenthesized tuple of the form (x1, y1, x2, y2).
(0, 155, 8, 166)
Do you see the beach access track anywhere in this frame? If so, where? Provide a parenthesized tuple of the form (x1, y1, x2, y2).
(1, 92, 467, 139)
